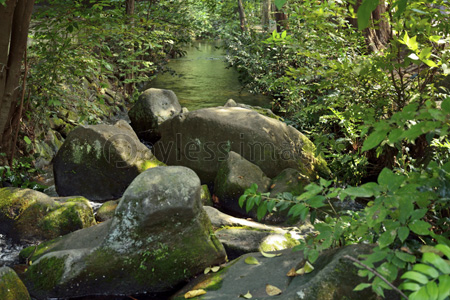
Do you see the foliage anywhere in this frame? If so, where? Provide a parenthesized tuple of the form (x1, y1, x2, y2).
(399, 244, 450, 300)
(240, 159, 450, 297)
(0, 153, 46, 190)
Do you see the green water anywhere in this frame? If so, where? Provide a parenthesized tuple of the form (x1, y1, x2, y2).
(146, 40, 271, 111)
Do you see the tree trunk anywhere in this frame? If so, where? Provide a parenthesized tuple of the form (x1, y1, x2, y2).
(350, 0, 391, 52)
(237, 0, 247, 32)
(125, 0, 135, 16)
(261, 0, 271, 29)
(0, 0, 35, 160)
(274, 6, 288, 32)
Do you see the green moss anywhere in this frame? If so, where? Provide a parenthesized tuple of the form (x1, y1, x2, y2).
(201, 185, 213, 206)
(19, 237, 63, 263)
(25, 255, 67, 291)
(138, 158, 165, 172)
(0, 188, 35, 221)
(0, 268, 31, 300)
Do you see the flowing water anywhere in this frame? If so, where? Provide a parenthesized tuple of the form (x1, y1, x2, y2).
(146, 40, 271, 111)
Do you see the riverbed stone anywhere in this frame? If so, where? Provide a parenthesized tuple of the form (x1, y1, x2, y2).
(171, 244, 381, 300)
(224, 99, 281, 119)
(53, 120, 164, 201)
(95, 199, 119, 222)
(214, 151, 271, 218)
(21, 166, 226, 299)
(0, 267, 31, 300)
(153, 107, 329, 184)
(0, 187, 96, 243)
(269, 168, 310, 197)
(128, 88, 182, 142)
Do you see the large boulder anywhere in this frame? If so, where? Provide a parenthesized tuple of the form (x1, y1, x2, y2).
(153, 107, 329, 184)
(128, 88, 182, 142)
(0, 267, 31, 300)
(172, 245, 385, 300)
(0, 187, 96, 243)
(53, 120, 164, 201)
(214, 151, 271, 217)
(21, 166, 226, 299)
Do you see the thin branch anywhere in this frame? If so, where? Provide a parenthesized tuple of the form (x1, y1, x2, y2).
(343, 255, 409, 300)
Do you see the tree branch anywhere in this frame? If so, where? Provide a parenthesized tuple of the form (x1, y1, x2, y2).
(343, 255, 409, 300)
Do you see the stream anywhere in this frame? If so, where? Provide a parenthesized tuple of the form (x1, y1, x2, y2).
(0, 39, 272, 299)
(147, 40, 271, 111)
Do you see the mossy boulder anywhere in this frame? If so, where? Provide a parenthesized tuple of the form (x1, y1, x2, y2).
(223, 99, 281, 120)
(172, 244, 382, 300)
(269, 168, 310, 197)
(128, 88, 182, 142)
(154, 107, 329, 184)
(0, 267, 31, 300)
(0, 187, 96, 242)
(22, 166, 226, 299)
(95, 199, 119, 222)
(214, 151, 271, 218)
(53, 119, 164, 201)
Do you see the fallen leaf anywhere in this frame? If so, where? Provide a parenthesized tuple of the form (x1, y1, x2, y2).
(184, 289, 207, 298)
(266, 284, 282, 296)
(245, 256, 260, 265)
(211, 266, 220, 272)
(295, 261, 315, 275)
(270, 184, 276, 189)
(286, 267, 297, 277)
(261, 250, 282, 258)
(212, 195, 219, 204)
(204, 267, 211, 274)
(240, 291, 253, 298)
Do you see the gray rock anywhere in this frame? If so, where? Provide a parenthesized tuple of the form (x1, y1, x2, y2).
(0, 187, 96, 243)
(270, 168, 310, 198)
(95, 199, 119, 222)
(172, 244, 383, 300)
(21, 166, 226, 299)
(128, 88, 182, 142)
(214, 151, 271, 218)
(0, 267, 31, 300)
(53, 120, 164, 201)
(224, 98, 280, 119)
(153, 107, 329, 184)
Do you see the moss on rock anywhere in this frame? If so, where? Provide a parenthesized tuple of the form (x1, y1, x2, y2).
(0, 267, 31, 300)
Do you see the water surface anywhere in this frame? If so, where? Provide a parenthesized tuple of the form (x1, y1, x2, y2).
(147, 40, 271, 111)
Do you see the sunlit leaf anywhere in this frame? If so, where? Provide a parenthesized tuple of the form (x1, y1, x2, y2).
(266, 284, 282, 296)
(245, 256, 260, 265)
(211, 266, 220, 272)
(261, 250, 282, 258)
(204, 267, 211, 274)
(240, 291, 252, 299)
(184, 289, 206, 298)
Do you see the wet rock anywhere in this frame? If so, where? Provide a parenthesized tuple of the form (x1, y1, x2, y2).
(53, 120, 164, 201)
(0, 187, 96, 243)
(153, 107, 329, 184)
(172, 244, 381, 300)
(214, 151, 271, 218)
(128, 88, 182, 142)
(0, 267, 31, 300)
(224, 99, 281, 119)
(21, 166, 226, 299)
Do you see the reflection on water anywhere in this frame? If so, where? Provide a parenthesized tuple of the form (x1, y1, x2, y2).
(147, 40, 271, 111)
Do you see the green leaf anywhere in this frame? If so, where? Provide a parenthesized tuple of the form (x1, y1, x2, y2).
(378, 230, 397, 249)
(257, 203, 268, 221)
(436, 244, 450, 259)
(353, 283, 371, 291)
(357, 0, 380, 30)
(409, 286, 430, 300)
(437, 275, 450, 300)
(361, 128, 390, 151)
(344, 186, 374, 198)
(426, 281, 439, 300)
(308, 249, 319, 263)
(422, 253, 450, 274)
(274, 0, 287, 10)
(239, 195, 247, 208)
(413, 264, 439, 279)
(378, 168, 404, 191)
(388, 128, 404, 144)
(400, 282, 421, 291)
(401, 271, 429, 284)
(394, 0, 407, 18)
(307, 195, 326, 208)
(409, 220, 431, 236)
(245, 256, 260, 265)
(24, 136, 32, 145)
(395, 251, 416, 263)
(441, 98, 450, 114)
(398, 226, 410, 242)
(419, 47, 433, 60)
(429, 35, 441, 42)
